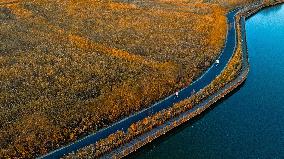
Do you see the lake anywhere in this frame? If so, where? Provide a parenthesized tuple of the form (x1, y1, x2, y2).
(127, 4, 284, 159)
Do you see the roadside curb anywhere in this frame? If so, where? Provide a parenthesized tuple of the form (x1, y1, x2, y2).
(101, 6, 251, 159)
(105, 2, 284, 158)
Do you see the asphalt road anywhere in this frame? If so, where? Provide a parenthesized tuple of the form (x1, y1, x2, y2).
(40, 8, 239, 159)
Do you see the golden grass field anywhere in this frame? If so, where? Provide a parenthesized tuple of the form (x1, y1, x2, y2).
(0, 0, 256, 157)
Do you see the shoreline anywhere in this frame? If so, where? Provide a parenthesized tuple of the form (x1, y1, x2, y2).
(41, 7, 238, 159)
(99, 1, 284, 158)
(100, 7, 249, 159)
(64, 7, 241, 159)
(41, 1, 284, 158)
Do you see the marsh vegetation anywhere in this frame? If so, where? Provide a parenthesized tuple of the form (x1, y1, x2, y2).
(0, 0, 257, 157)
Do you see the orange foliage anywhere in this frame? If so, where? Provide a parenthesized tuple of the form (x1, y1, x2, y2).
(64, 5, 249, 158)
(0, 0, 253, 158)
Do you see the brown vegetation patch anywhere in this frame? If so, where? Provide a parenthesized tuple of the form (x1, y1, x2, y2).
(63, 9, 246, 158)
(0, 0, 256, 158)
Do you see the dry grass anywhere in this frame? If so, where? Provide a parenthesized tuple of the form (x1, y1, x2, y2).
(64, 13, 246, 158)
(0, 0, 255, 158)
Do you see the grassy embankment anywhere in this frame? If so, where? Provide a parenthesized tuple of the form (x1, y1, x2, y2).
(0, 0, 256, 158)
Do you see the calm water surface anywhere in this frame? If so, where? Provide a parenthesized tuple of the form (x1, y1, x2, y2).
(127, 4, 284, 159)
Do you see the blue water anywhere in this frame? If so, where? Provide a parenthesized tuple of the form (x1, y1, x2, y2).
(127, 4, 284, 159)
(41, 10, 239, 159)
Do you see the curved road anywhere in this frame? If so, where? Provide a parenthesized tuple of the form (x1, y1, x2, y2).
(127, 3, 284, 158)
(40, 9, 239, 159)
